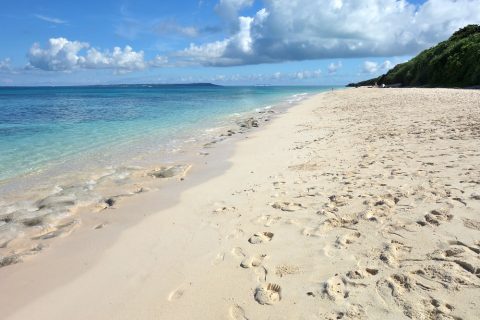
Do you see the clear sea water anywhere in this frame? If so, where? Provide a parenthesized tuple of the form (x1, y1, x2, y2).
(0, 84, 331, 188)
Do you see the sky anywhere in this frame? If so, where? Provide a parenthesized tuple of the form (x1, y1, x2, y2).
(0, 0, 479, 86)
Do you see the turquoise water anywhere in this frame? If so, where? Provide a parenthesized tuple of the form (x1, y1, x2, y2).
(0, 84, 330, 184)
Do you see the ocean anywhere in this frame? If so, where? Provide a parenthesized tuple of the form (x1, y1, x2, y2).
(0, 84, 330, 183)
(0, 84, 333, 263)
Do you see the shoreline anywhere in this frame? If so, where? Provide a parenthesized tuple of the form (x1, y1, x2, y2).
(0, 90, 319, 270)
(1, 88, 479, 319)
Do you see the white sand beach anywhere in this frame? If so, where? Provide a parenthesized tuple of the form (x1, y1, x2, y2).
(1, 88, 479, 319)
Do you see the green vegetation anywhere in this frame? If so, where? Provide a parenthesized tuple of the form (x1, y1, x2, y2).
(348, 25, 480, 88)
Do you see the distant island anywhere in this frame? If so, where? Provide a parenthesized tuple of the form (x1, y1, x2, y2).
(348, 25, 480, 88)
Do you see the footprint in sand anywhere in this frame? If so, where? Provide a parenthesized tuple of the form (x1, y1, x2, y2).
(346, 268, 379, 280)
(272, 181, 286, 189)
(447, 240, 480, 254)
(335, 232, 361, 248)
(229, 305, 249, 320)
(413, 264, 479, 289)
(272, 201, 305, 212)
(379, 241, 412, 267)
(420, 209, 453, 226)
(227, 228, 245, 240)
(231, 247, 267, 268)
(241, 254, 267, 268)
(213, 205, 236, 215)
(168, 287, 185, 301)
(231, 247, 246, 258)
(322, 304, 367, 320)
(375, 273, 450, 319)
(255, 265, 268, 283)
(248, 232, 274, 244)
(254, 283, 282, 305)
(425, 299, 457, 319)
(253, 215, 281, 227)
(323, 275, 349, 301)
(429, 242, 480, 278)
(462, 218, 480, 231)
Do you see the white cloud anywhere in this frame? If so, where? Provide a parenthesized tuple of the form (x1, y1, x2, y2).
(28, 38, 89, 71)
(293, 69, 322, 80)
(83, 46, 147, 71)
(179, 8, 268, 65)
(177, 40, 230, 65)
(180, 0, 480, 66)
(328, 61, 342, 74)
(381, 60, 394, 71)
(331, 0, 344, 10)
(34, 14, 67, 24)
(362, 60, 395, 74)
(0, 58, 12, 72)
(149, 55, 169, 67)
(363, 61, 379, 74)
(27, 38, 166, 72)
(215, 0, 254, 22)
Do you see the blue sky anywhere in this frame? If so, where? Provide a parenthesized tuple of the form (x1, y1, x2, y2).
(0, 0, 478, 86)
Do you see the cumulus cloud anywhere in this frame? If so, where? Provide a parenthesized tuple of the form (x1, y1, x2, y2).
(362, 60, 395, 74)
(381, 60, 394, 71)
(180, 0, 480, 66)
(34, 14, 67, 24)
(327, 61, 342, 74)
(28, 38, 89, 71)
(149, 55, 169, 67)
(27, 38, 167, 72)
(82, 46, 147, 71)
(363, 61, 380, 74)
(0, 58, 12, 72)
(179, 8, 269, 65)
(293, 69, 322, 80)
(215, 0, 254, 22)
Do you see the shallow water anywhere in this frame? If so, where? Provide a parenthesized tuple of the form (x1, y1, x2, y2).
(0, 85, 329, 183)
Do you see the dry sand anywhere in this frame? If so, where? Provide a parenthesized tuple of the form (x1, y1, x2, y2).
(1, 88, 480, 319)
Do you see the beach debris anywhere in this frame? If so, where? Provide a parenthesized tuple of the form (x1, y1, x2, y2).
(94, 223, 106, 230)
(21, 216, 44, 227)
(203, 140, 219, 148)
(104, 198, 116, 207)
(224, 129, 236, 136)
(149, 164, 191, 179)
(0, 254, 21, 268)
(239, 117, 259, 129)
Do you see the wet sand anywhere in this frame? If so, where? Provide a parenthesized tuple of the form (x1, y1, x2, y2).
(1, 88, 480, 319)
